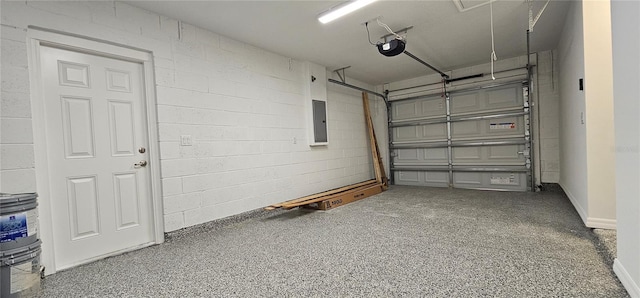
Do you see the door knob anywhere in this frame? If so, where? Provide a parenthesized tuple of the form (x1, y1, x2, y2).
(134, 160, 148, 168)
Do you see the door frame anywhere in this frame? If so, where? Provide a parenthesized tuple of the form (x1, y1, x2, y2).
(27, 28, 165, 275)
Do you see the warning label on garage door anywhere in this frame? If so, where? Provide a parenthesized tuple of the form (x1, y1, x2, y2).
(489, 122, 516, 130)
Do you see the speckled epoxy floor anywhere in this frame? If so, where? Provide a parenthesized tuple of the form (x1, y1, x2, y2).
(37, 186, 628, 297)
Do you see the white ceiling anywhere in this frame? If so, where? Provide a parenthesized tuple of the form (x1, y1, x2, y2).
(126, 0, 570, 85)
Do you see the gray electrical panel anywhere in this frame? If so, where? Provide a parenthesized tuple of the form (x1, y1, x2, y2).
(312, 100, 327, 143)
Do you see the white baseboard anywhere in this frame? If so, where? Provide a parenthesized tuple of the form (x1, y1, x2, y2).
(559, 184, 616, 229)
(586, 217, 617, 229)
(614, 258, 640, 298)
(560, 183, 588, 225)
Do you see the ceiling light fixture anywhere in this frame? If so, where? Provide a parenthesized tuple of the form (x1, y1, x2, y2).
(318, 0, 378, 24)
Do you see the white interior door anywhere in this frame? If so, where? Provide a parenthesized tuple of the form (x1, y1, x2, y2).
(39, 45, 154, 269)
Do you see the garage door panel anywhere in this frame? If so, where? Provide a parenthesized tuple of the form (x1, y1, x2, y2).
(390, 81, 531, 192)
(395, 124, 446, 142)
(454, 172, 527, 191)
(395, 126, 419, 140)
(486, 86, 521, 108)
(420, 98, 445, 117)
(486, 117, 524, 137)
(488, 172, 525, 188)
(451, 121, 481, 138)
(397, 171, 420, 182)
(393, 95, 446, 120)
(451, 84, 523, 114)
(452, 147, 481, 161)
(452, 118, 524, 139)
(487, 145, 524, 161)
(451, 145, 525, 165)
(396, 149, 419, 161)
(489, 172, 527, 191)
(393, 171, 449, 187)
(450, 92, 479, 113)
(394, 148, 448, 164)
(422, 123, 447, 139)
(453, 172, 483, 185)
(394, 101, 419, 120)
(424, 148, 448, 162)
(425, 172, 449, 184)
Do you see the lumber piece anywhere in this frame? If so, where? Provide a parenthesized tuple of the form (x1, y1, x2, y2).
(281, 183, 380, 209)
(363, 92, 383, 184)
(372, 129, 389, 189)
(362, 92, 388, 188)
(280, 183, 376, 209)
(265, 180, 377, 210)
(303, 183, 384, 210)
(270, 180, 375, 207)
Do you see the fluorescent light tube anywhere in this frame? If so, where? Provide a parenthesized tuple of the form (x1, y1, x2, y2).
(318, 0, 377, 24)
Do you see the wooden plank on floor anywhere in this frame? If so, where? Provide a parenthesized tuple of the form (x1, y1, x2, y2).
(265, 179, 377, 210)
(303, 183, 384, 210)
(281, 182, 381, 209)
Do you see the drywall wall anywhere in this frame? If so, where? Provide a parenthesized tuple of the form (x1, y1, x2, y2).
(582, 0, 616, 228)
(0, 1, 375, 232)
(611, 0, 640, 296)
(558, 0, 616, 229)
(381, 51, 560, 186)
(558, 0, 589, 223)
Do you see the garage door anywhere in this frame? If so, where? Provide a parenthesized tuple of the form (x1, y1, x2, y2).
(390, 81, 532, 191)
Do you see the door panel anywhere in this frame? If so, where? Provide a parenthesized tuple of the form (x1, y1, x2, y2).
(113, 172, 141, 229)
(40, 46, 153, 269)
(106, 69, 132, 92)
(108, 101, 136, 156)
(66, 176, 100, 239)
(58, 61, 90, 88)
(61, 96, 96, 158)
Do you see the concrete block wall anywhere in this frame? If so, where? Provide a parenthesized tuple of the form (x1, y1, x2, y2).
(1, 23, 36, 193)
(535, 51, 561, 183)
(0, 1, 374, 231)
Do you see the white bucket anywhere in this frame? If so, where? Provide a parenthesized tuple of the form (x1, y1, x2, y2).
(0, 240, 42, 297)
(0, 193, 38, 251)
